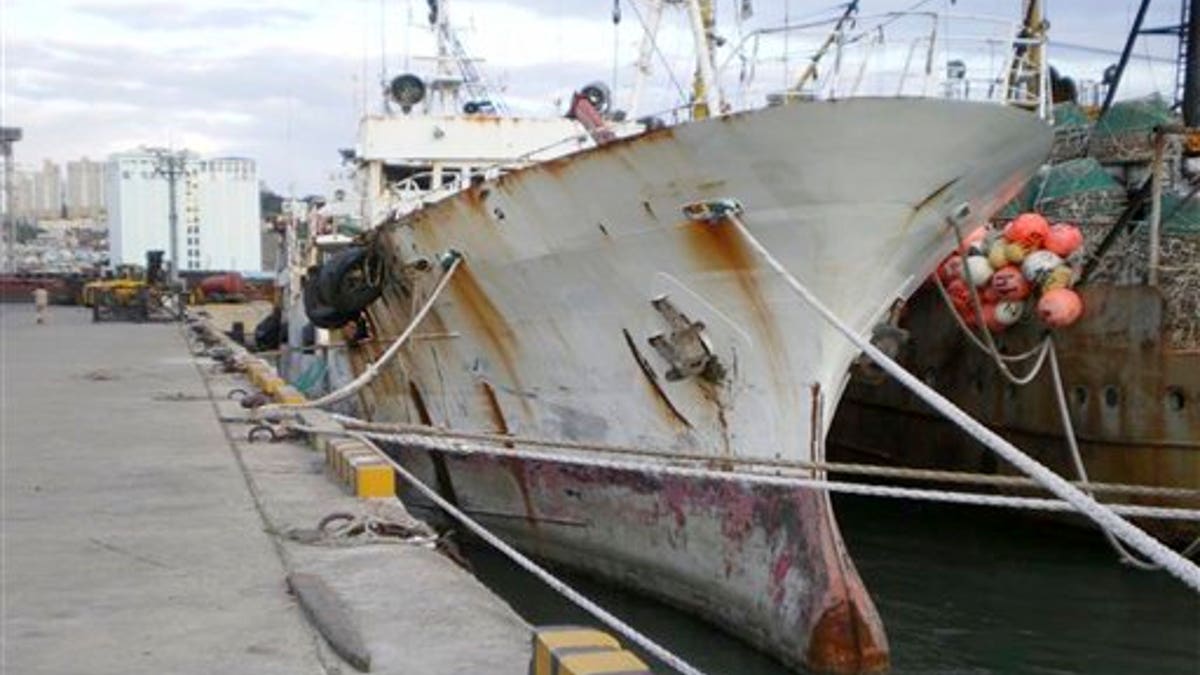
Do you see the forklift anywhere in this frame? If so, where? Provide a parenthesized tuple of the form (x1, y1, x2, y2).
(87, 251, 186, 323)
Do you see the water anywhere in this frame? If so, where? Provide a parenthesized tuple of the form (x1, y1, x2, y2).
(462, 495, 1200, 674)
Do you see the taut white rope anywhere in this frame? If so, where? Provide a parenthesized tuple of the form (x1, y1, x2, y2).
(349, 433, 708, 675)
(721, 212, 1200, 592)
(258, 256, 461, 414)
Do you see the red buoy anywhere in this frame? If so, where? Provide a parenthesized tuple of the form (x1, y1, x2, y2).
(939, 255, 964, 284)
(1036, 288, 1084, 327)
(1003, 212, 1050, 249)
(1044, 223, 1084, 257)
(991, 265, 1032, 301)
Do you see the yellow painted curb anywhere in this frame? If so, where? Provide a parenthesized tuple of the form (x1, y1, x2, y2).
(339, 447, 377, 483)
(557, 650, 651, 675)
(321, 439, 397, 498)
(532, 627, 626, 675)
(353, 462, 395, 498)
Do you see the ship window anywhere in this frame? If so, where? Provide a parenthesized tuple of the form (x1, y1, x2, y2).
(1103, 385, 1120, 409)
(384, 164, 431, 191)
(1071, 386, 1088, 407)
(1166, 387, 1186, 412)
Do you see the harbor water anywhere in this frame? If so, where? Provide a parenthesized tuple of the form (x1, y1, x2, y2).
(464, 494, 1200, 674)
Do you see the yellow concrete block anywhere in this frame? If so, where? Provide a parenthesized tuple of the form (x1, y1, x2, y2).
(533, 628, 622, 675)
(340, 447, 377, 484)
(323, 437, 339, 467)
(353, 462, 395, 498)
(325, 439, 357, 477)
(557, 650, 650, 675)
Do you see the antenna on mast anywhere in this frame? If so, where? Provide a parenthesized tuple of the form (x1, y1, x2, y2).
(380, 0, 390, 113)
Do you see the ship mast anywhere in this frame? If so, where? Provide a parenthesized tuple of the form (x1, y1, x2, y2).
(1180, 0, 1199, 125)
(424, 0, 506, 114)
(686, 0, 722, 119)
(792, 1, 860, 94)
(1005, 0, 1050, 118)
(627, 0, 666, 117)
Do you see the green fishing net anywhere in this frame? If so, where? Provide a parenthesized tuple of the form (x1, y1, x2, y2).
(1089, 94, 1176, 163)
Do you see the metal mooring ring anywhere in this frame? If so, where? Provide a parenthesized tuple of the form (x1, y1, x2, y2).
(247, 424, 278, 443)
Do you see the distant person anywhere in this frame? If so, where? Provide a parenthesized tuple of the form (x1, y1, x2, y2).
(32, 287, 49, 324)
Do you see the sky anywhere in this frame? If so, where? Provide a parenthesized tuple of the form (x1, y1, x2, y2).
(0, 0, 1185, 195)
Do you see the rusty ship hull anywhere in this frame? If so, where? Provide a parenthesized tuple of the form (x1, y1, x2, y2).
(345, 99, 1051, 672)
(829, 283, 1200, 547)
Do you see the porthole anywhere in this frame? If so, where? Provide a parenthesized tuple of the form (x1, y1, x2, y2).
(1166, 387, 1186, 412)
(1071, 386, 1088, 406)
(1103, 386, 1120, 409)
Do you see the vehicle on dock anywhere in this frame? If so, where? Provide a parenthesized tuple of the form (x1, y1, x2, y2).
(271, 2, 1142, 672)
(87, 250, 185, 322)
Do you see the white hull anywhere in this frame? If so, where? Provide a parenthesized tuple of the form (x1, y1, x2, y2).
(349, 99, 1051, 672)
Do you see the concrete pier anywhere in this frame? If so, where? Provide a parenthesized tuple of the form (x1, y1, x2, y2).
(1, 305, 532, 674)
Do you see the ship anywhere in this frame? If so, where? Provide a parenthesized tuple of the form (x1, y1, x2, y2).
(828, 1, 1200, 555)
(283, 3, 1058, 672)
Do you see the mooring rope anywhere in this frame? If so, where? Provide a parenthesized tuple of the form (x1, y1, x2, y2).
(329, 415, 1200, 501)
(1048, 344, 1200, 567)
(931, 270, 1052, 374)
(721, 211, 1200, 592)
(931, 229, 1200, 566)
(347, 433, 709, 675)
(294, 425, 1200, 523)
(945, 221, 1054, 385)
(257, 255, 461, 414)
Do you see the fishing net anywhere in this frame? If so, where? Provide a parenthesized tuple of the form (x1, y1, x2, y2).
(1159, 234, 1200, 349)
(1079, 204, 1200, 350)
(1034, 158, 1127, 225)
(1049, 103, 1092, 163)
(1088, 95, 1178, 163)
(1160, 192, 1200, 235)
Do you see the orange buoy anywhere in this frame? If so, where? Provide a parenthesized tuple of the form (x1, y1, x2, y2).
(1004, 212, 1050, 249)
(938, 255, 964, 284)
(1044, 223, 1084, 257)
(1037, 288, 1084, 327)
(991, 265, 1031, 301)
(946, 277, 971, 309)
(959, 302, 980, 328)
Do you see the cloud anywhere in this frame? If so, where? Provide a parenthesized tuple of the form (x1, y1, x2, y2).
(73, 1, 310, 32)
(2, 0, 1186, 195)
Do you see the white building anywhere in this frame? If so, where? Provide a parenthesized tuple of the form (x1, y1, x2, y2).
(106, 150, 261, 272)
(66, 157, 107, 219)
